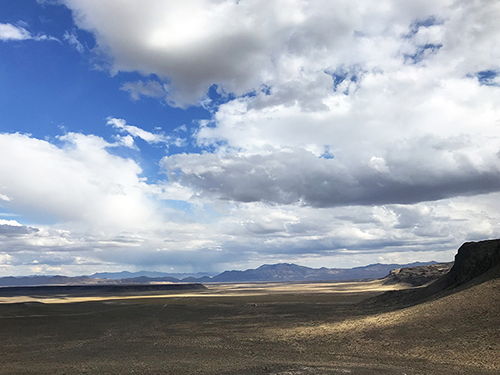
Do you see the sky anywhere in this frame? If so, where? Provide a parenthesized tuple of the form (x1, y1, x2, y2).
(0, 0, 499, 276)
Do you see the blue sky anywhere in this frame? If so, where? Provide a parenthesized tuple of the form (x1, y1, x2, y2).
(0, 0, 499, 276)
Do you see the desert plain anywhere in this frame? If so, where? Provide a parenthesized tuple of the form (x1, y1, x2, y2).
(0, 277, 498, 375)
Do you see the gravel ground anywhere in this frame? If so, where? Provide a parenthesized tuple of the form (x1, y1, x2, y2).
(0, 279, 498, 375)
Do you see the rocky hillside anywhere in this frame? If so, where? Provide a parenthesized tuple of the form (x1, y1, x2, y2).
(370, 239, 500, 307)
(383, 262, 454, 287)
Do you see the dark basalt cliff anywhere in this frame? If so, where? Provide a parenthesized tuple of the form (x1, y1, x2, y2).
(442, 239, 500, 287)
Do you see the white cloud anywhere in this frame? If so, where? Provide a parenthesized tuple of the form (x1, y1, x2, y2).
(0, 22, 58, 42)
(63, 30, 84, 53)
(107, 117, 170, 145)
(114, 134, 137, 149)
(0, 219, 23, 227)
(0, 23, 32, 41)
(0, 132, 158, 231)
(0, 193, 11, 202)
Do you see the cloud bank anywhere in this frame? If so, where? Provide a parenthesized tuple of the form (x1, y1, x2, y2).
(163, 143, 500, 207)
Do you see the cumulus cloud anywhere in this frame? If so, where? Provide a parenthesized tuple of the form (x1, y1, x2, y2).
(0, 132, 158, 231)
(57, 0, 388, 105)
(60, 0, 500, 106)
(64, 0, 302, 105)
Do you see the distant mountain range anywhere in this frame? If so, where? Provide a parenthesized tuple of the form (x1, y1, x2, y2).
(0, 261, 440, 287)
(189, 262, 438, 283)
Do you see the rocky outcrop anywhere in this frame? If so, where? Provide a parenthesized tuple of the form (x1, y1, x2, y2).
(383, 262, 454, 287)
(441, 239, 500, 287)
(368, 239, 500, 308)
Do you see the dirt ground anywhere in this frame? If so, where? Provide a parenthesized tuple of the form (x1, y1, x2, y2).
(0, 279, 498, 374)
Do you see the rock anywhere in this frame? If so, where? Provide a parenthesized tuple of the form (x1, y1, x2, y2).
(383, 262, 454, 287)
(443, 239, 500, 288)
(368, 239, 500, 308)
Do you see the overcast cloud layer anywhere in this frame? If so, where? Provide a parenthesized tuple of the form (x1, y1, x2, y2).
(0, 0, 499, 275)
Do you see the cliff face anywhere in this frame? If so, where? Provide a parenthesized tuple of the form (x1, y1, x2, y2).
(442, 239, 500, 288)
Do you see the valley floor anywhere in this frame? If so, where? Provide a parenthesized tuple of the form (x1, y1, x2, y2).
(0, 279, 498, 374)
